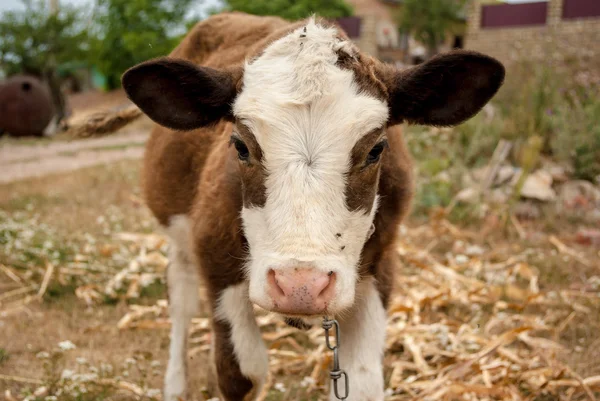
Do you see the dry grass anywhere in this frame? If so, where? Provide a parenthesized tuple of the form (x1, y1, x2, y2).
(0, 157, 599, 401)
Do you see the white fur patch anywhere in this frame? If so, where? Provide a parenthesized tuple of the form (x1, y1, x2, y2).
(215, 282, 269, 388)
(334, 278, 386, 401)
(233, 19, 387, 314)
(162, 215, 199, 401)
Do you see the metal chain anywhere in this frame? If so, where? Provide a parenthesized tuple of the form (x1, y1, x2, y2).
(322, 317, 349, 400)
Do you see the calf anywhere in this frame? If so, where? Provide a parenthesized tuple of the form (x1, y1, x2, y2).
(100, 12, 504, 401)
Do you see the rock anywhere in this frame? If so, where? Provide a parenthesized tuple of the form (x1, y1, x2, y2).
(575, 229, 600, 247)
(435, 171, 451, 183)
(588, 209, 600, 222)
(489, 187, 510, 204)
(514, 201, 541, 220)
(541, 159, 569, 183)
(494, 165, 518, 186)
(465, 245, 485, 256)
(483, 103, 496, 121)
(520, 170, 556, 201)
(455, 254, 469, 264)
(559, 180, 600, 210)
(455, 187, 479, 203)
(471, 166, 488, 183)
(461, 171, 477, 188)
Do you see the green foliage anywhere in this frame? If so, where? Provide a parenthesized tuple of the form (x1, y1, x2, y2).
(90, 0, 195, 89)
(496, 61, 600, 181)
(0, 348, 8, 365)
(224, 0, 353, 20)
(0, 0, 89, 76)
(406, 57, 600, 219)
(396, 0, 465, 56)
(495, 66, 558, 151)
(551, 91, 600, 181)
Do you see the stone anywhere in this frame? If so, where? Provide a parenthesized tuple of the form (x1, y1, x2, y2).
(455, 187, 480, 203)
(541, 160, 570, 183)
(514, 201, 541, 220)
(471, 166, 488, 183)
(575, 229, 600, 247)
(558, 180, 600, 210)
(435, 171, 451, 183)
(455, 254, 469, 264)
(482, 103, 496, 121)
(465, 245, 485, 256)
(494, 165, 518, 186)
(520, 170, 556, 202)
(489, 187, 510, 204)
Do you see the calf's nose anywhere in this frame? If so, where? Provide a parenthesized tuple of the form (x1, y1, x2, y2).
(267, 268, 335, 315)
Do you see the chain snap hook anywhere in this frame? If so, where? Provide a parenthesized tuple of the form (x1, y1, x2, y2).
(322, 316, 349, 400)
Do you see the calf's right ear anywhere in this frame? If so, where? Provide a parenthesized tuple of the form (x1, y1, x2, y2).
(121, 57, 241, 130)
(382, 51, 505, 127)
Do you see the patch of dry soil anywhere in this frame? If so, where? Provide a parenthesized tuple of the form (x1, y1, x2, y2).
(0, 129, 150, 184)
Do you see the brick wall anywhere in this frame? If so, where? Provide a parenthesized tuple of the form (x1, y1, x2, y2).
(345, 0, 396, 21)
(465, 0, 600, 82)
(351, 15, 379, 57)
(345, 0, 405, 61)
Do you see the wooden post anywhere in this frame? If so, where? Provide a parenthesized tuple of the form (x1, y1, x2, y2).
(49, 0, 59, 15)
(47, 0, 66, 127)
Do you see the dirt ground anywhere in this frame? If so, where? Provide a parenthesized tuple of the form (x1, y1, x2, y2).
(0, 90, 599, 401)
(0, 90, 154, 184)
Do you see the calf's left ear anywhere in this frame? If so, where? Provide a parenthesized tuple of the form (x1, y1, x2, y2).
(382, 51, 505, 127)
(122, 57, 242, 130)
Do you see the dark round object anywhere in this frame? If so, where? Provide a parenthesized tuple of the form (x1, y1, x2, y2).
(0, 75, 55, 137)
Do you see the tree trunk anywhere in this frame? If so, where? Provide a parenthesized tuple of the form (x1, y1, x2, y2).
(426, 44, 438, 59)
(44, 66, 66, 123)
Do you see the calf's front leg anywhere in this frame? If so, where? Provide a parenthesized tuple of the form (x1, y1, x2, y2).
(213, 282, 269, 401)
(164, 216, 199, 401)
(332, 277, 387, 401)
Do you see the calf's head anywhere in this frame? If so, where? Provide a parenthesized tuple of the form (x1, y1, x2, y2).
(122, 19, 504, 317)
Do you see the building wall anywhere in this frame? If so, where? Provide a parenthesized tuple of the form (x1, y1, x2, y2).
(345, 0, 405, 61)
(466, 0, 600, 78)
(355, 15, 380, 57)
(345, 0, 396, 21)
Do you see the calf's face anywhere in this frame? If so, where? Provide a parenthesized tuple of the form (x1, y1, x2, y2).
(122, 20, 504, 317)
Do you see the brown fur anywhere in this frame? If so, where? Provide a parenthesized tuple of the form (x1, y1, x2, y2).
(142, 14, 413, 401)
(345, 128, 386, 212)
(74, 11, 503, 400)
(234, 122, 267, 208)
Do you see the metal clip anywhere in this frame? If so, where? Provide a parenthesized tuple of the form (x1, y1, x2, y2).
(322, 317, 349, 400)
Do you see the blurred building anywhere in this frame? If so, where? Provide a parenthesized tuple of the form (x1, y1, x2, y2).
(466, 0, 600, 69)
(57, 62, 109, 94)
(338, 0, 406, 63)
(339, 0, 466, 65)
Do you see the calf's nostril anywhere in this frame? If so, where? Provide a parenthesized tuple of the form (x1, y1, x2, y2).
(268, 269, 286, 297)
(317, 272, 336, 298)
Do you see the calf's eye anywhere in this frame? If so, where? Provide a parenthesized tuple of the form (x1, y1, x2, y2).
(230, 136, 250, 161)
(366, 140, 387, 165)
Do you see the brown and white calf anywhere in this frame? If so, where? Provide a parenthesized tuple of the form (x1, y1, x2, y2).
(111, 12, 504, 401)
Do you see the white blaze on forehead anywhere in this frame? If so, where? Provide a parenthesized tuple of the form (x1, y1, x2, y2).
(233, 18, 388, 138)
(234, 19, 387, 312)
